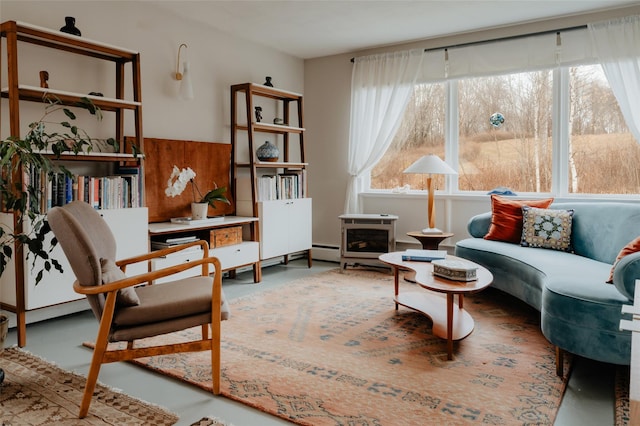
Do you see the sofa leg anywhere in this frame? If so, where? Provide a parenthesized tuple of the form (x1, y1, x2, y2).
(555, 346, 564, 377)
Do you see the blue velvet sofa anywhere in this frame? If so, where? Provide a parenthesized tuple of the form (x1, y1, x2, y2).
(455, 202, 640, 374)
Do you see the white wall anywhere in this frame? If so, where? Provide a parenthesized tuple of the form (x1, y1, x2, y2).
(1, 1, 304, 143)
(304, 4, 640, 252)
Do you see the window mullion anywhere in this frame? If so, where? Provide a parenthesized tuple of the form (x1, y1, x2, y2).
(445, 80, 459, 193)
(552, 67, 570, 196)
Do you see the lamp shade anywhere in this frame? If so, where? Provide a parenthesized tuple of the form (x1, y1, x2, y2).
(403, 155, 457, 175)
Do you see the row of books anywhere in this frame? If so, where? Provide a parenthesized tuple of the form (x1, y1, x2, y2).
(151, 235, 202, 257)
(28, 165, 143, 212)
(257, 171, 306, 201)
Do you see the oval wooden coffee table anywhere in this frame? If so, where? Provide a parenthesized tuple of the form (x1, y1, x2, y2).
(379, 252, 493, 360)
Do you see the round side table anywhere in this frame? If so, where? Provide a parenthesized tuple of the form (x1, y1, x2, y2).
(406, 231, 454, 250)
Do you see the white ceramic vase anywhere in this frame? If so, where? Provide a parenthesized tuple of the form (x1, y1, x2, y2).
(191, 202, 208, 220)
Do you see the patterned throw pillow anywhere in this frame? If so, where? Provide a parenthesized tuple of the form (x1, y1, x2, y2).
(520, 207, 574, 252)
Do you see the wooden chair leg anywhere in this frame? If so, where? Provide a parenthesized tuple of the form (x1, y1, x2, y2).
(80, 295, 117, 418)
(79, 336, 108, 418)
(211, 321, 221, 395)
(555, 346, 564, 377)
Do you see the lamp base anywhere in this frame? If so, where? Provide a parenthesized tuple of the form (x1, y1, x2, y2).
(421, 227, 443, 235)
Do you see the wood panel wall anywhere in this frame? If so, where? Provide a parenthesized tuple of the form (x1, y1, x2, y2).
(142, 137, 235, 223)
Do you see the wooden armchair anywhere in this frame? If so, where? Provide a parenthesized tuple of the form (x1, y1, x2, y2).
(47, 201, 228, 418)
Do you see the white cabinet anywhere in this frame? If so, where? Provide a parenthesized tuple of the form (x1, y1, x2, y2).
(0, 208, 148, 310)
(151, 249, 204, 284)
(151, 241, 260, 284)
(259, 198, 312, 260)
(213, 241, 260, 270)
(148, 216, 261, 282)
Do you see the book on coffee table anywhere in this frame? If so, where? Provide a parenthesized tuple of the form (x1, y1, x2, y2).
(401, 249, 447, 262)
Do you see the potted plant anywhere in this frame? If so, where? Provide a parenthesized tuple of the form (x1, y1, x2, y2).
(0, 94, 132, 285)
(165, 166, 230, 220)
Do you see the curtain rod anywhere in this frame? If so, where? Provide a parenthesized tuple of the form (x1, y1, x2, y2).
(349, 24, 587, 62)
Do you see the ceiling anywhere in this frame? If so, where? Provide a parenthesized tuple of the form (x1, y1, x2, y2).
(153, 1, 640, 59)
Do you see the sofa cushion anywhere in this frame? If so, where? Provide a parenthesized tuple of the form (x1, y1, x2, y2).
(608, 236, 640, 283)
(484, 195, 554, 244)
(520, 207, 574, 252)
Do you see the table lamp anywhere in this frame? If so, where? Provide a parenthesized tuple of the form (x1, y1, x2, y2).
(403, 154, 457, 234)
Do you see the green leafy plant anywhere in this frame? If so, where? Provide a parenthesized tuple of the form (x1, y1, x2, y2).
(0, 95, 139, 284)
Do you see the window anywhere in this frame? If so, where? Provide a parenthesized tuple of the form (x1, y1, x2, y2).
(371, 64, 639, 196)
(370, 82, 445, 190)
(568, 64, 640, 194)
(458, 71, 553, 193)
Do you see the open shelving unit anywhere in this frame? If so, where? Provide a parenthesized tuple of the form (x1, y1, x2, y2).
(0, 20, 146, 346)
(230, 82, 312, 266)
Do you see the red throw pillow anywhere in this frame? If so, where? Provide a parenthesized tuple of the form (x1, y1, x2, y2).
(484, 195, 554, 244)
(607, 236, 640, 283)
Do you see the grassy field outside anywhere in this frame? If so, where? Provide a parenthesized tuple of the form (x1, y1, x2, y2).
(372, 132, 640, 195)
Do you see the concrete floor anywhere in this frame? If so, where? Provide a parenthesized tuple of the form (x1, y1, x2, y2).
(2, 259, 619, 425)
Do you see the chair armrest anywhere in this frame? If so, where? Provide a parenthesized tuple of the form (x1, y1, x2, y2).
(74, 255, 221, 296)
(612, 251, 640, 300)
(115, 240, 210, 270)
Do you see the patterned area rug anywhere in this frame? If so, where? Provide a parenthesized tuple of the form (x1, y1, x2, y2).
(189, 416, 231, 426)
(616, 366, 630, 426)
(0, 347, 178, 425)
(92, 268, 571, 425)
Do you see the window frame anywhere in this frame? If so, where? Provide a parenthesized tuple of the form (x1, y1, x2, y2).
(367, 63, 639, 201)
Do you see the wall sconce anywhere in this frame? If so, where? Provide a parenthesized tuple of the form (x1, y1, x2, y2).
(175, 43, 194, 100)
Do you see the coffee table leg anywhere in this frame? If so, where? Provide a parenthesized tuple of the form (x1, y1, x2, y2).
(393, 267, 399, 310)
(447, 293, 454, 360)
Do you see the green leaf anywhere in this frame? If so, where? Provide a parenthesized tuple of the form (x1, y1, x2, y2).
(63, 108, 76, 120)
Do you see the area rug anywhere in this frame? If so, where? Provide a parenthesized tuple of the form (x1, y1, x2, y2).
(616, 365, 630, 426)
(90, 268, 570, 425)
(0, 346, 178, 425)
(189, 416, 231, 426)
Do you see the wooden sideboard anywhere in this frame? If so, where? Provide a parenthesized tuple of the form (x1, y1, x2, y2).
(149, 216, 261, 282)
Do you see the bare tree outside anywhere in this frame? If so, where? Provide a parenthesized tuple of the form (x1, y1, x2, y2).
(371, 64, 640, 195)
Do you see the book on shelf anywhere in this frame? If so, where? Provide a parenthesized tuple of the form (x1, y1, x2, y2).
(170, 216, 225, 225)
(151, 240, 203, 256)
(256, 170, 306, 201)
(27, 165, 143, 212)
(401, 249, 447, 262)
(164, 235, 199, 244)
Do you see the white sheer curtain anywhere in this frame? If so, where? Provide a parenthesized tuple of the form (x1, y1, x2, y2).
(589, 15, 640, 143)
(344, 49, 423, 214)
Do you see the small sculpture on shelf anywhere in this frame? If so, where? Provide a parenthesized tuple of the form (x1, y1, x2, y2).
(273, 118, 284, 125)
(59, 16, 81, 36)
(39, 70, 49, 88)
(264, 76, 273, 87)
(255, 106, 262, 123)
